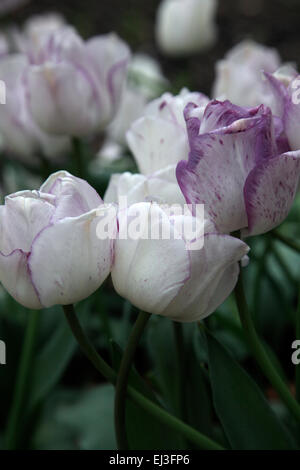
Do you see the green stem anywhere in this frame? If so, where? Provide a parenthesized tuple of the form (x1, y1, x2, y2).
(5, 310, 39, 449)
(173, 321, 187, 420)
(62, 305, 224, 450)
(235, 269, 300, 423)
(271, 231, 300, 254)
(114, 311, 151, 450)
(296, 286, 300, 404)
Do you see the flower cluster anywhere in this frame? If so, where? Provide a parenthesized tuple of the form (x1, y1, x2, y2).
(0, 13, 300, 326)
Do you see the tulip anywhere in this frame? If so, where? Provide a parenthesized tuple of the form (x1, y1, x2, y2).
(176, 100, 300, 236)
(104, 165, 186, 206)
(212, 40, 281, 108)
(0, 54, 69, 162)
(127, 88, 209, 175)
(264, 68, 300, 152)
(107, 54, 167, 146)
(26, 28, 131, 137)
(13, 12, 66, 60)
(111, 202, 249, 322)
(155, 0, 217, 57)
(0, 171, 114, 309)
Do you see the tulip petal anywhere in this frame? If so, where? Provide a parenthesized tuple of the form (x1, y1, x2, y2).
(127, 116, 189, 175)
(27, 62, 99, 136)
(28, 209, 113, 307)
(40, 171, 103, 221)
(244, 151, 300, 236)
(0, 249, 42, 309)
(0, 191, 55, 253)
(111, 203, 190, 314)
(163, 234, 249, 322)
(104, 166, 185, 206)
(177, 105, 276, 233)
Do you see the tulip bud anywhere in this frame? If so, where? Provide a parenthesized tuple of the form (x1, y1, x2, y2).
(155, 0, 217, 57)
(0, 171, 114, 309)
(111, 202, 249, 322)
(27, 28, 131, 137)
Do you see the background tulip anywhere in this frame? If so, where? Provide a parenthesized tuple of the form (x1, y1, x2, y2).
(212, 40, 281, 108)
(106, 54, 167, 147)
(26, 28, 131, 137)
(127, 88, 209, 175)
(0, 171, 114, 309)
(0, 53, 69, 162)
(265, 68, 300, 152)
(177, 100, 300, 236)
(155, 0, 217, 57)
(111, 202, 249, 322)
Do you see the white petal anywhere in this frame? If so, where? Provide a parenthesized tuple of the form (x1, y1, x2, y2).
(28, 209, 113, 307)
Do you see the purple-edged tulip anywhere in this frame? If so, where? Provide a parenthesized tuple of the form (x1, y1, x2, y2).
(127, 88, 209, 175)
(0, 54, 69, 162)
(155, 0, 217, 57)
(111, 202, 249, 322)
(0, 171, 114, 309)
(27, 28, 131, 137)
(176, 100, 300, 236)
(212, 40, 281, 108)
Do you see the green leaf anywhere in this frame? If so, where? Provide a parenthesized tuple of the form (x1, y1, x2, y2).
(205, 330, 296, 450)
(28, 313, 76, 413)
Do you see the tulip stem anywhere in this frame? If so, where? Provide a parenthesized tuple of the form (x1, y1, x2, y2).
(296, 285, 300, 403)
(271, 230, 300, 254)
(235, 268, 300, 423)
(114, 311, 151, 450)
(63, 305, 224, 450)
(5, 309, 39, 449)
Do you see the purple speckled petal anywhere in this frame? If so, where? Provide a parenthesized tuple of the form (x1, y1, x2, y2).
(177, 105, 276, 233)
(243, 150, 300, 236)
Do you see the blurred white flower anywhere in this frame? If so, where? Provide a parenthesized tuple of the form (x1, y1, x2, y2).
(26, 28, 131, 137)
(156, 0, 217, 57)
(212, 40, 281, 108)
(107, 54, 167, 146)
(0, 54, 69, 163)
(13, 12, 66, 60)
